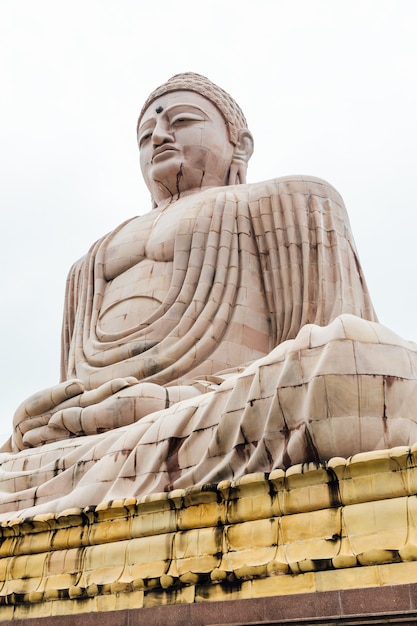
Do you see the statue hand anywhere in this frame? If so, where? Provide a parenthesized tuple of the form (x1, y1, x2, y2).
(20, 382, 200, 448)
(13, 377, 138, 451)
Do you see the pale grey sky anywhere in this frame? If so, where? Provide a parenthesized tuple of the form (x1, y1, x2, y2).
(1, 0, 416, 442)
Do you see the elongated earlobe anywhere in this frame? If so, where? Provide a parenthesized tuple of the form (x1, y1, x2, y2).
(227, 129, 254, 185)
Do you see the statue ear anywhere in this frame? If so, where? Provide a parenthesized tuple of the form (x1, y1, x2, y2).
(236, 129, 254, 162)
(228, 129, 254, 185)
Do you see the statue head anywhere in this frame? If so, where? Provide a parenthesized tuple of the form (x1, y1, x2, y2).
(137, 72, 254, 207)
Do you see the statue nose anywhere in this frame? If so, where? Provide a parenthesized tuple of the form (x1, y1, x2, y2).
(152, 121, 174, 146)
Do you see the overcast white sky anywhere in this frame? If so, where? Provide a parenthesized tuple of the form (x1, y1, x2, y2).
(1, 0, 416, 443)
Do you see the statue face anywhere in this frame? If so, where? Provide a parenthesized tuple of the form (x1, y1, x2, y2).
(138, 90, 234, 205)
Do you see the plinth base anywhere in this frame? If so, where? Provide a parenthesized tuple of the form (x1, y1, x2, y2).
(1, 583, 417, 625)
(2, 448, 417, 623)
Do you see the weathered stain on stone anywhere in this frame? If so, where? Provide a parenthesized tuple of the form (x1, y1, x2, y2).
(165, 437, 185, 491)
(325, 467, 341, 508)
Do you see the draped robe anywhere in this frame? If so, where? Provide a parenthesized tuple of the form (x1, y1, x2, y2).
(1, 175, 417, 520)
(62, 175, 375, 387)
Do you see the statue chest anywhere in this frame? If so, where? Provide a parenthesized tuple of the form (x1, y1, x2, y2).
(103, 207, 181, 275)
(97, 206, 184, 336)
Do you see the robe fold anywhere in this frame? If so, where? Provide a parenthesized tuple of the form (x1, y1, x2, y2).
(62, 175, 376, 387)
(2, 175, 416, 521)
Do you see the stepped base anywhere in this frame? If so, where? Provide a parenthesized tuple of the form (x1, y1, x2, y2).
(2, 447, 417, 623)
(2, 583, 417, 625)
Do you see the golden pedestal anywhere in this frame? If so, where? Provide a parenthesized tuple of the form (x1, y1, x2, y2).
(2, 446, 417, 623)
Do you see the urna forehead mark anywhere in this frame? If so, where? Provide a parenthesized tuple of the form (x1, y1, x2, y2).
(155, 105, 163, 114)
(137, 72, 249, 144)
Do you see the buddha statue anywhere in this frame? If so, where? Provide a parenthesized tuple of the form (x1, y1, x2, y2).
(1, 72, 416, 519)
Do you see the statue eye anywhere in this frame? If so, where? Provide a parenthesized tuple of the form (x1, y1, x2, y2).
(138, 131, 152, 147)
(171, 112, 205, 125)
(171, 116, 189, 125)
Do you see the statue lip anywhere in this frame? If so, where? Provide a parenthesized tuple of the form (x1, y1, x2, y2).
(152, 144, 179, 161)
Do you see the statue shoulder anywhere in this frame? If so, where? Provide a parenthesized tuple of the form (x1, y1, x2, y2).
(243, 175, 345, 206)
(66, 253, 87, 283)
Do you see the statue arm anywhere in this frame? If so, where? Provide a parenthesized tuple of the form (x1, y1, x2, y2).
(13, 379, 201, 450)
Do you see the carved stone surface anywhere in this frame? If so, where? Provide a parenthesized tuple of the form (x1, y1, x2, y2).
(1, 73, 417, 520)
(1, 450, 417, 621)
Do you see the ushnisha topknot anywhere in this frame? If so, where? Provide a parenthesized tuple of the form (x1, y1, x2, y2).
(137, 72, 248, 144)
